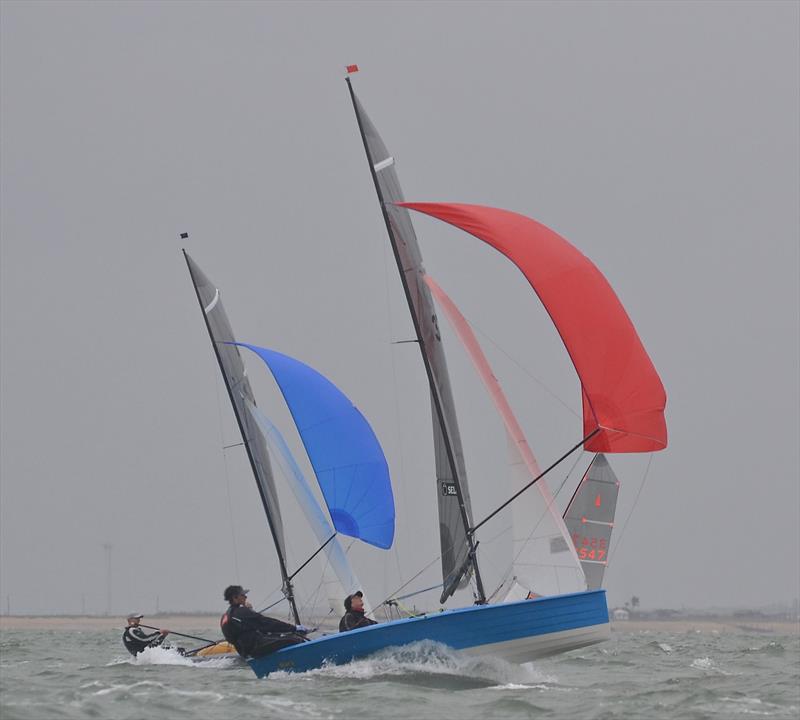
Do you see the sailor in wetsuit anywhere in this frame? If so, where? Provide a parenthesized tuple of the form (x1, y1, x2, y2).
(339, 591, 378, 632)
(219, 585, 308, 659)
(122, 613, 170, 656)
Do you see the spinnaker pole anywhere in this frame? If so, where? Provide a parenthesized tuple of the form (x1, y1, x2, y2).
(563, 455, 598, 518)
(471, 429, 600, 535)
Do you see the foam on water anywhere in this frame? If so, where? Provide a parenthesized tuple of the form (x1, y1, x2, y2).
(107, 645, 239, 670)
(136, 646, 196, 666)
(487, 682, 553, 691)
(648, 641, 673, 654)
(714, 697, 799, 717)
(744, 641, 786, 655)
(269, 640, 556, 686)
(691, 656, 734, 675)
(1, 627, 797, 719)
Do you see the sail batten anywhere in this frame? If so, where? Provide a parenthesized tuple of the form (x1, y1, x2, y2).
(347, 82, 483, 602)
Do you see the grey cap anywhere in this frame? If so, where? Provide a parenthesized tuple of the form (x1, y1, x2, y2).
(127, 613, 144, 621)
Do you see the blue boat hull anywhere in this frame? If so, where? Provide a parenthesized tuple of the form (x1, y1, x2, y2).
(248, 589, 609, 678)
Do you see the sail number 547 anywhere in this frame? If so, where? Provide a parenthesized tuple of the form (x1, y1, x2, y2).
(571, 533, 607, 561)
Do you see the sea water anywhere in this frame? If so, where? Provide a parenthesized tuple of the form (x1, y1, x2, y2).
(1, 626, 798, 719)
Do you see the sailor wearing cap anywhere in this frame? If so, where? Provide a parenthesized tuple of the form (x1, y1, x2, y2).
(122, 613, 170, 656)
(339, 590, 378, 632)
(219, 585, 309, 659)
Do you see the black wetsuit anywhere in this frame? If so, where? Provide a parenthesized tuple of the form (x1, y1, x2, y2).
(122, 626, 166, 656)
(338, 609, 377, 632)
(220, 605, 305, 658)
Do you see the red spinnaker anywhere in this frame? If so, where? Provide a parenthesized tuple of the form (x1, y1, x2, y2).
(399, 202, 667, 453)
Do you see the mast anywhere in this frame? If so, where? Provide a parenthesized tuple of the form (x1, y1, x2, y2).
(183, 249, 300, 624)
(346, 77, 486, 604)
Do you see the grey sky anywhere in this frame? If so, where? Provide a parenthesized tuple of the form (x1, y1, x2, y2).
(1, 1, 797, 617)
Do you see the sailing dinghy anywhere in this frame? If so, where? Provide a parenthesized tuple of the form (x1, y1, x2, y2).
(185, 250, 610, 678)
(185, 75, 667, 678)
(252, 78, 666, 677)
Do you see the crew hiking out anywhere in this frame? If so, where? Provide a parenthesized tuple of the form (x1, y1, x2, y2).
(219, 585, 309, 659)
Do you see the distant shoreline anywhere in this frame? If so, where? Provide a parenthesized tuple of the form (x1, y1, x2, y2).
(0, 614, 224, 632)
(610, 619, 799, 635)
(1, 614, 797, 635)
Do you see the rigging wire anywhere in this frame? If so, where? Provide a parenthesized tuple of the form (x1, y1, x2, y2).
(260, 430, 340, 625)
(562, 453, 597, 516)
(311, 535, 339, 614)
(390, 583, 443, 603)
(367, 499, 504, 618)
(365, 448, 590, 619)
(488, 451, 588, 599)
(607, 453, 655, 565)
(260, 595, 287, 613)
(241, 431, 315, 624)
(470, 320, 581, 419)
(366, 553, 442, 619)
(430, 292, 585, 520)
(212, 362, 241, 580)
(381, 218, 411, 595)
(425, 294, 589, 602)
(298, 572, 326, 622)
(483, 448, 585, 553)
(552, 450, 590, 504)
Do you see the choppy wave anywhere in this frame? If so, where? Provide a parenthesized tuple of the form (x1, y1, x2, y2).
(743, 641, 786, 655)
(107, 645, 240, 669)
(691, 656, 735, 675)
(270, 640, 556, 688)
(647, 640, 674, 654)
(712, 697, 799, 717)
(0, 627, 797, 719)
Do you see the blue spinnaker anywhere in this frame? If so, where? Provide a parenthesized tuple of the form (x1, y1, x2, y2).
(244, 399, 369, 608)
(235, 343, 395, 550)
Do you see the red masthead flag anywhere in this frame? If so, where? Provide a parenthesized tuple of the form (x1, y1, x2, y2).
(346, 64, 359, 74)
